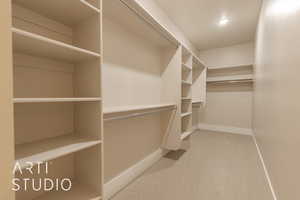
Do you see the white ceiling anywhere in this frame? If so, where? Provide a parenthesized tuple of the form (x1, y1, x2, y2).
(154, 0, 262, 50)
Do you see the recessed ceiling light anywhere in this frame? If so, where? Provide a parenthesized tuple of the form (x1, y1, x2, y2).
(219, 16, 229, 26)
(268, 0, 300, 16)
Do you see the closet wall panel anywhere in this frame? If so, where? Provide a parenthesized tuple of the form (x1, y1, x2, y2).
(198, 42, 254, 130)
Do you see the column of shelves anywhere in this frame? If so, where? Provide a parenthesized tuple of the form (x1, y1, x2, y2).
(181, 48, 193, 140)
(12, 0, 103, 199)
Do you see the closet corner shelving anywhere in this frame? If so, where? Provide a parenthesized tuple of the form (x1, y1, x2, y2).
(207, 64, 253, 84)
(12, 0, 103, 199)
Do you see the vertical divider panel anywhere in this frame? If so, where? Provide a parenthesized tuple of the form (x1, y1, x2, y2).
(161, 46, 182, 150)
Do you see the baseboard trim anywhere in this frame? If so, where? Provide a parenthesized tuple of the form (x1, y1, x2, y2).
(104, 148, 168, 199)
(252, 135, 278, 200)
(198, 123, 253, 136)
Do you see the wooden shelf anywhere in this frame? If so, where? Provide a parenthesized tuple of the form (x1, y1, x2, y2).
(104, 103, 176, 115)
(182, 63, 192, 71)
(182, 97, 192, 101)
(15, 134, 102, 169)
(12, 28, 101, 62)
(192, 101, 203, 104)
(208, 64, 253, 70)
(207, 74, 253, 83)
(35, 182, 101, 200)
(14, 0, 100, 26)
(181, 131, 193, 140)
(182, 80, 192, 86)
(181, 112, 192, 118)
(14, 97, 102, 103)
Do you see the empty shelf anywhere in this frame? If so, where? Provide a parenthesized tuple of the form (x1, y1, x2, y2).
(104, 103, 176, 115)
(181, 112, 192, 117)
(182, 80, 192, 85)
(182, 63, 192, 71)
(208, 64, 253, 70)
(14, 97, 102, 103)
(15, 134, 102, 169)
(192, 101, 203, 104)
(181, 131, 193, 140)
(182, 97, 192, 101)
(14, 0, 100, 26)
(34, 182, 101, 200)
(207, 74, 253, 83)
(12, 28, 101, 62)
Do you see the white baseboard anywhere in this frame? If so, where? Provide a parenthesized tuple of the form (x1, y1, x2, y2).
(104, 148, 168, 199)
(252, 135, 278, 200)
(198, 123, 253, 136)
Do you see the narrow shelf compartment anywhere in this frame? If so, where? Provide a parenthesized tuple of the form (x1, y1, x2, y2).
(103, 103, 176, 115)
(14, 0, 100, 26)
(12, 28, 101, 62)
(207, 74, 253, 83)
(181, 112, 192, 118)
(182, 80, 192, 85)
(15, 134, 102, 169)
(182, 63, 192, 71)
(34, 183, 101, 200)
(181, 131, 193, 140)
(193, 56, 206, 70)
(14, 97, 102, 103)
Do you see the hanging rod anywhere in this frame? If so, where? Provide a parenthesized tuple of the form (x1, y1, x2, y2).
(207, 79, 253, 85)
(104, 106, 177, 122)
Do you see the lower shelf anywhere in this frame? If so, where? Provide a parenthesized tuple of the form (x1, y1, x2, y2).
(35, 183, 101, 200)
(15, 134, 102, 169)
(181, 112, 192, 118)
(181, 131, 193, 140)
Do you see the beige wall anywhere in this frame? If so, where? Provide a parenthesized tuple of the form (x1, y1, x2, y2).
(0, 0, 15, 199)
(199, 42, 254, 67)
(254, 0, 300, 199)
(198, 43, 254, 129)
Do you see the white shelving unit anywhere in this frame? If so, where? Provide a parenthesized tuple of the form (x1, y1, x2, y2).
(12, 0, 103, 199)
(180, 47, 193, 140)
(12, 28, 101, 62)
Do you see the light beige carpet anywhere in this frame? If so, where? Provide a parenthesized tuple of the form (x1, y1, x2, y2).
(111, 131, 273, 200)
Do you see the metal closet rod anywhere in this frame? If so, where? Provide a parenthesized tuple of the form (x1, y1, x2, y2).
(104, 106, 177, 122)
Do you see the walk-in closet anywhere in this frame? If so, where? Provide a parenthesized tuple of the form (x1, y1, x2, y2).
(1, 0, 299, 199)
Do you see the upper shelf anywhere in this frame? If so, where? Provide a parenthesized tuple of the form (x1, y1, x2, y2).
(208, 64, 253, 71)
(207, 74, 253, 83)
(12, 28, 101, 63)
(13, 0, 100, 26)
(15, 134, 102, 169)
(104, 103, 176, 115)
(14, 97, 102, 103)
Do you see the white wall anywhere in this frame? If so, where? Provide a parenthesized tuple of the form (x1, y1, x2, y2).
(254, 0, 300, 199)
(198, 42, 254, 130)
